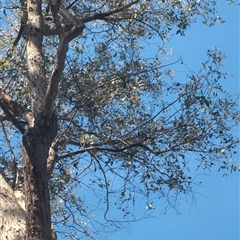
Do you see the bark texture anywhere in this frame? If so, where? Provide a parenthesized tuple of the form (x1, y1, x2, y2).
(1, 0, 84, 239)
(0, 172, 57, 240)
(0, 173, 26, 240)
(22, 113, 58, 240)
(27, 0, 46, 116)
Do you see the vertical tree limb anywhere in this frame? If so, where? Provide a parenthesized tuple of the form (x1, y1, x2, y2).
(43, 14, 85, 117)
(27, 0, 46, 117)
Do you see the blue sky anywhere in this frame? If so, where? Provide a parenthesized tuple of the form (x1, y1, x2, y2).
(52, 2, 239, 240)
(0, 1, 238, 240)
(107, 3, 239, 240)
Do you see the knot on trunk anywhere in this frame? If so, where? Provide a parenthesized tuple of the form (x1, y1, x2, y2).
(23, 112, 58, 167)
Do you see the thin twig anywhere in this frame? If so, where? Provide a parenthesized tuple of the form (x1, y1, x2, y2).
(1, 121, 18, 190)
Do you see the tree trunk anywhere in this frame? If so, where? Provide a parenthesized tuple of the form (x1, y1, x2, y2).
(0, 173, 26, 240)
(22, 113, 58, 240)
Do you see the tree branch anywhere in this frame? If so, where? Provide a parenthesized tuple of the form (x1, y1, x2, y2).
(0, 121, 18, 189)
(48, 0, 62, 29)
(12, 0, 28, 48)
(47, 143, 57, 180)
(56, 139, 153, 160)
(42, 24, 59, 36)
(0, 104, 25, 134)
(43, 1, 139, 117)
(27, 0, 47, 116)
(0, 88, 34, 128)
(81, 0, 140, 23)
(43, 16, 85, 117)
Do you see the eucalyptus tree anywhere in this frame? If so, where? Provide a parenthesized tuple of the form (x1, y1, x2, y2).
(0, 0, 239, 239)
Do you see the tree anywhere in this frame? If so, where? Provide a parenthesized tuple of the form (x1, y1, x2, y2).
(0, 0, 239, 239)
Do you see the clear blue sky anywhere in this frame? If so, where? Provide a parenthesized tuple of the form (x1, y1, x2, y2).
(56, 3, 239, 240)
(107, 3, 239, 240)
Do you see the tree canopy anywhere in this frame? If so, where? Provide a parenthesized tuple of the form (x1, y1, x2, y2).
(0, 0, 239, 239)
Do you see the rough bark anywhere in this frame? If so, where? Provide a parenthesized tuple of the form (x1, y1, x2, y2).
(22, 1, 56, 238)
(0, 173, 26, 240)
(0, 170, 57, 240)
(22, 113, 58, 240)
(27, 0, 46, 117)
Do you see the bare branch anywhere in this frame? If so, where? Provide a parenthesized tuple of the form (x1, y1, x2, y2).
(66, 0, 78, 10)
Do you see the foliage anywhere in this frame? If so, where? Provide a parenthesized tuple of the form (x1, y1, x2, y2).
(0, 0, 239, 239)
